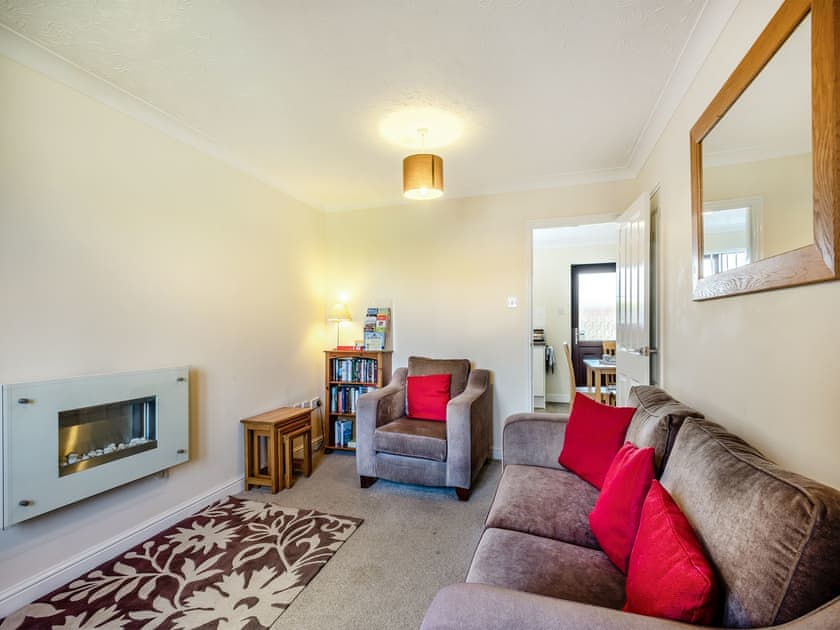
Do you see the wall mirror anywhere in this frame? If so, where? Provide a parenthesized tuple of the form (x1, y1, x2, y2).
(690, 0, 839, 300)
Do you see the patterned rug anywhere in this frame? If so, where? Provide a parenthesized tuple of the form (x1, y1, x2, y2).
(2, 497, 362, 629)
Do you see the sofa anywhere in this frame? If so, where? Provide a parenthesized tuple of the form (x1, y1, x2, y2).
(420, 386, 840, 629)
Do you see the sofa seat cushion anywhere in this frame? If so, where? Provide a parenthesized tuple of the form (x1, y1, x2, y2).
(486, 464, 599, 549)
(466, 528, 626, 608)
(374, 417, 447, 461)
(661, 418, 840, 627)
(626, 386, 703, 474)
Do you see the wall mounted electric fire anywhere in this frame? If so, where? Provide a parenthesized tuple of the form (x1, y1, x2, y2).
(1, 367, 190, 527)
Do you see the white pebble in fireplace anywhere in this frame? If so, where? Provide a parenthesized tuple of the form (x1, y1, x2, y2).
(1, 367, 189, 527)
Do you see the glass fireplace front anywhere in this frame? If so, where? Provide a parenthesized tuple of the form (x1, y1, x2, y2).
(58, 396, 158, 477)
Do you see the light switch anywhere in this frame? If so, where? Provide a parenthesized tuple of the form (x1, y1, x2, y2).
(507, 296, 518, 308)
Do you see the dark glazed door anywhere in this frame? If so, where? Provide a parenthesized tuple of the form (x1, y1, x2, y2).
(570, 263, 617, 386)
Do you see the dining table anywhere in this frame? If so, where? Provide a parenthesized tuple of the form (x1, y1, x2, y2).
(582, 357, 617, 404)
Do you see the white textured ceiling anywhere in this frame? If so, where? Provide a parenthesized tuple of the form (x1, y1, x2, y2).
(0, 1, 736, 211)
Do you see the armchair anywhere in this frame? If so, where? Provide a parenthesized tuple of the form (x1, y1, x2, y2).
(355, 356, 492, 501)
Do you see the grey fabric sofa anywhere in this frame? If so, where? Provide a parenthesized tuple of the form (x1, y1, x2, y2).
(420, 386, 840, 629)
(355, 356, 492, 501)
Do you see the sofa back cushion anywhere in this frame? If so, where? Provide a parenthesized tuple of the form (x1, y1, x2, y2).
(408, 357, 470, 398)
(626, 386, 702, 474)
(660, 419, 840, 627)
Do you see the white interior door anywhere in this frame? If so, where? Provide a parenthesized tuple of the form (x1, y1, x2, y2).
(616, 192, 651, 405)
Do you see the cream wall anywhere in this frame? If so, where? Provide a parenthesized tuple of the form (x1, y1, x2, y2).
(704, 152, 813, 258)
(324, 183, 637, 453)
(532, 242, 617, 401)
(326, 1, 840, 489)
(0, 56, 326, 592)
(637, 0, 840, 488)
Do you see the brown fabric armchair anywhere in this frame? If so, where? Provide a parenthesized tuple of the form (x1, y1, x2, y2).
(355, 356, 492, 501)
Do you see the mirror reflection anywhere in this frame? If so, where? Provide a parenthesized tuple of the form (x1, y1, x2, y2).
(701, 14, 812, 276)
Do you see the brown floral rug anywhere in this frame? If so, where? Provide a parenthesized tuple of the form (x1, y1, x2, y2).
(2, 497, 362, 629)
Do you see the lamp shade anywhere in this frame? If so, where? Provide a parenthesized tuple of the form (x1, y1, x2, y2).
(327, 303, 352, 322)
(403, 153, 444, 199)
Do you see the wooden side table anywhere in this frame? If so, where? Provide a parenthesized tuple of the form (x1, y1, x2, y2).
(283, 424, 312, 489)
(241, 407, 311, 493)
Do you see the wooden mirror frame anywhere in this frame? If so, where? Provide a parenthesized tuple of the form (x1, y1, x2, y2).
(690, 0, 839, 300)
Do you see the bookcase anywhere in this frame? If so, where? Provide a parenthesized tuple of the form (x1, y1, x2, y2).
(324, 350, 392, 453)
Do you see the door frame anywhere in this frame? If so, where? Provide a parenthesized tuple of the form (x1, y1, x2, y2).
(526, 213, 618, 412)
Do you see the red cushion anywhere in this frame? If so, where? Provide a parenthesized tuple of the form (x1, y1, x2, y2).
(589, 442, 655, 573)
(406, 373, 451, 421)
(558, 394, 636, 488)
(624, 480, 718, 624)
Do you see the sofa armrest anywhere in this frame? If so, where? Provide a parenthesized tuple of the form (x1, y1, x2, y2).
(446, 369, 492, 489)
(355, 368, 407, 477)
(502, 412, 568, 469)
(420, 584, 694, 630)
(420, 584, 840, 630)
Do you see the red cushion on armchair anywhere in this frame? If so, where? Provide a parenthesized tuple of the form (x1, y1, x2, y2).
(407, 373, 452, 421)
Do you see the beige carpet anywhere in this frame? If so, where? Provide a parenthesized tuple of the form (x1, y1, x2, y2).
(240, 451, 501, 630)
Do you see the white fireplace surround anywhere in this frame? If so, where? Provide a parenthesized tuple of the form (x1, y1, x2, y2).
(1, 367, 190, 528)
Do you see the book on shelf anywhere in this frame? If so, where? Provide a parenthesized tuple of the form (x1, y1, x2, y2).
(330, 383, 375, 413)
(331, 357, 378, 383)
(334, 418, 353, 447)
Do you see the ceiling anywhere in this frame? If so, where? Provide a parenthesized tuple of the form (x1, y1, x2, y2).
(0, 1, 736, 211)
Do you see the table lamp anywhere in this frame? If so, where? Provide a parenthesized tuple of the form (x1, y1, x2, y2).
(327, 303, 352, 349)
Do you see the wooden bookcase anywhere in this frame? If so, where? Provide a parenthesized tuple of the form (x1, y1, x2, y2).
(323, 350, 392, 453)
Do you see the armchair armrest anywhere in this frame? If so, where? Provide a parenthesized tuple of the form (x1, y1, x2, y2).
(446, 369, 492, 489)
(502, 412, 568, 469)
(355, 368, 407, 477)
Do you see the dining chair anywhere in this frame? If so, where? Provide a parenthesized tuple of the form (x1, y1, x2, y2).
(563, 342, 615, 412)
(601, 340, 617, 386)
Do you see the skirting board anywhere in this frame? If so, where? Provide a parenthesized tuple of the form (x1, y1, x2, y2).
(546, 394, 571, 403)
(491, 446, 502, 461)
(0, 475, 245, 618)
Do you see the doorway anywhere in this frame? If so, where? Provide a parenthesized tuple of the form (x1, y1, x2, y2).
(530, 222, 618, 411)
(570, 262, 617, 387)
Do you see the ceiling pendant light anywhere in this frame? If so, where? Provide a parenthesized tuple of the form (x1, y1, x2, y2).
(403, 128, 444, 200)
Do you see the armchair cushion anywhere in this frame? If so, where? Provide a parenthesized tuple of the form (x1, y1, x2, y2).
(374, 417, 447, 462)
(407, 373, 451, 421)
(408, 356, 471, 397)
